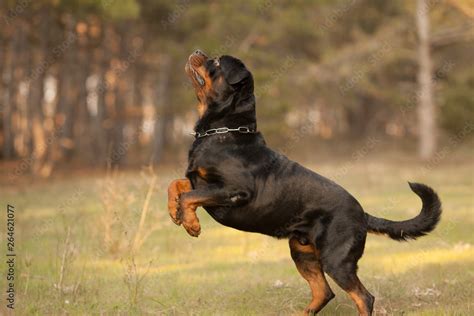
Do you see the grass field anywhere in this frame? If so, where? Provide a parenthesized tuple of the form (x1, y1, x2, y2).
(1, 153, 473, 315)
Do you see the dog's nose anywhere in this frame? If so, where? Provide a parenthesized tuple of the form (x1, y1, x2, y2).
(194, 49, 204, 56)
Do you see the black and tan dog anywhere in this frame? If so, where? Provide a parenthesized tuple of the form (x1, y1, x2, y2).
(168, 50, 442, 315)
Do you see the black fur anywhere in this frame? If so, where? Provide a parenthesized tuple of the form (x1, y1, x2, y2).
(366, 182, 442, 241)
(183, 52, 442, 315)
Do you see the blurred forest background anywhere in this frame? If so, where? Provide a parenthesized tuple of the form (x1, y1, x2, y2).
(0, 1, 473, 314)
(0, 0, 473, 178)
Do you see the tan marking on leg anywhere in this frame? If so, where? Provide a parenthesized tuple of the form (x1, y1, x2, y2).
(346, 280, 373, 316)
(167, 179, 192, 225)
(181, 195, 201, 237)
(289, 238, 314, 253)
(289, 238, 334, 315)
(348, 290, 369, 316)
(178, 194, 215, 237)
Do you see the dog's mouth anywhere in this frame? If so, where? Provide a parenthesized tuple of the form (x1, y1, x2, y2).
(185, 49, 208, 86)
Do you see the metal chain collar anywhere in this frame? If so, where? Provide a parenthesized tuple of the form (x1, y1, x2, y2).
(190, 126, 256, 138)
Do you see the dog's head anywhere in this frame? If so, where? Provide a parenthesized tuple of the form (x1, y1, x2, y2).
(185, 50, 254, 121)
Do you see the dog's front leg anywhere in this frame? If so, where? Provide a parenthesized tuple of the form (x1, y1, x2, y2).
(167, 179, 193, 225)
(178, 187, 245, 237)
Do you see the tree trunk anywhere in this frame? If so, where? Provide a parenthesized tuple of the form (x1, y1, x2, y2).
(109, 24, 128, 166)
(93, 21, 111, 166)
(1, 24, 17, 159)
(15, 21, 29, 158)
(28, 8, 50, 176)
(64, 51, 80, 160)
(56, 14, 77, 161)
(151, 54, 171, 164)
(416, 0, 437, 160)
(76, 22, 93, 163)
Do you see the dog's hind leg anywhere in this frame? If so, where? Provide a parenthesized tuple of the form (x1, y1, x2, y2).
(289, 238, 335, 315)
(326, 267, 374, 316)
(322, 245, 374, 316)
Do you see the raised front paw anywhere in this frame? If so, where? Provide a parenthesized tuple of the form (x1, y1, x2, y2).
(168, 196, 182, 225)
(179, 202, 201, 237)
(182, 216, 201, 237)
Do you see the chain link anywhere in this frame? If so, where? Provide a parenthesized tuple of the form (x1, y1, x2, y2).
(190, 126, 256, 138)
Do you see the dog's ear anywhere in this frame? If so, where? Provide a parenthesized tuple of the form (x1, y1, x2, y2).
(220, 55, 250, 85)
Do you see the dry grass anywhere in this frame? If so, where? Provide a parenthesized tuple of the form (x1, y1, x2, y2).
(0, 154, 472, 315)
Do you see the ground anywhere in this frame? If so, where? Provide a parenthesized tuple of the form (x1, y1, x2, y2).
(0, 152, 473, 315)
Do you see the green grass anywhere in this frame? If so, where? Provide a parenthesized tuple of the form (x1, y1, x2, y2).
(1, 157, 473, 315)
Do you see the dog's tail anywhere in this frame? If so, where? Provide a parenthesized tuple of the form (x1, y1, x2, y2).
(365, 182, 442, 241)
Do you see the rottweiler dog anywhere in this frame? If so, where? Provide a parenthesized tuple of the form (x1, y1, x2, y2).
(168, 50, 442, 315)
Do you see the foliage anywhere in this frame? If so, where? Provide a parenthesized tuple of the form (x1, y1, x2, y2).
(441, 70, 474, 135)
(0, 0, 472, 169)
